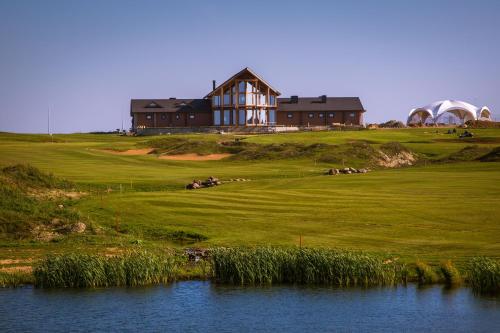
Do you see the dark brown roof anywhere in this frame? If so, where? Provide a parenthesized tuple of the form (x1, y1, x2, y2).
(277, 97, 365, 112)
(204, 67, 281, 98)
(130, 99, 211, 115)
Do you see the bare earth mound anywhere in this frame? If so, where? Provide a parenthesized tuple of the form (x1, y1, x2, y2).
(100, 148, 154, 155)
(159, 153, 232, 161)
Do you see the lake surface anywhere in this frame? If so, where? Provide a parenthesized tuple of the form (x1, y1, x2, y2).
(1, 282, 499, 332)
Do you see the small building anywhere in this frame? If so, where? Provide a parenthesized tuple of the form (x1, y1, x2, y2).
(130, 67, 365, 131)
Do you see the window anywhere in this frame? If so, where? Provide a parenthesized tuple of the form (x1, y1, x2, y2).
(287, 113, 293, 118)
(238, 109, 246, 125)
(223, 88, 231, 106)
(161, 114, 166, 120)
(308, 113, 314, 118)
(175, 113, 180, 120)
(319, 113, 324, 118)
(146, 115, 152, 120)
(213, 95, 221, 107)
(259, 92, 267, 105)
(269, 109, 276, 124)
(213, 110, 221, 125)
(328, 113, 335, 118)
(258, 109, 266, 124)
(269, 95, 276, 105)
(350, 112, 356, 117)
(189, 114, 195, 119)
(239, 94, 246, 105)
(246, 109, 254, 125)
(238, 81, 245, 93)
(224, 110, 230, 125)
(232, 109, 237, 125)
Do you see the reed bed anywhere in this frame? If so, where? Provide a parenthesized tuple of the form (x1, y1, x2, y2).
(0, 271, 35, 287)
(211, 247, 407, 286)
(33, 251, 180, 288)
(467, 257, 500, 294)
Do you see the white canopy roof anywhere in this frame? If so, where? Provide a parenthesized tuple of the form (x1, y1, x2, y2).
(407, 100, 491, 124)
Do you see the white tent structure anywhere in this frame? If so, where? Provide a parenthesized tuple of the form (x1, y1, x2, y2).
(407, 100, 492, 125)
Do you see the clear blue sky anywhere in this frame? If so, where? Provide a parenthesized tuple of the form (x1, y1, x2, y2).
(1, 0, 499, 133)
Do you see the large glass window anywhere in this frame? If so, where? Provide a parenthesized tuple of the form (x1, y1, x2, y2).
(258, 109, 266, 124)
(213, 95, 221, 107)
(224, 110, 230, 125)
(213, 110, 221, 125)
(269, 95, 276, 105)
(223, 89, 231, 106)
(269, 109, 276, 124)
(238, 109, 246, 125)
(232, 109, 237, 125)
(238, 81, 245, 93)
(246, 109, 254, 125)
(239, 94, 245, 105)
(259, 92, 267, 105)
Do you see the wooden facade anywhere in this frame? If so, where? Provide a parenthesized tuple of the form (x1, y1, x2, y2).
(130, 68, 365, 130)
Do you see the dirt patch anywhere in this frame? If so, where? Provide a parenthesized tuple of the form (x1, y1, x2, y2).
(159, 153, 232, 161)
(377, 151, 416, 167)
(99, 148, 155, 155)
(0, 259, 33, 265)
(0, 266, 33, 273)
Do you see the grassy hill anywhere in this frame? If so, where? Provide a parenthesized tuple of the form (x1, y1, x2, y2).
(0, 128, 499, 269)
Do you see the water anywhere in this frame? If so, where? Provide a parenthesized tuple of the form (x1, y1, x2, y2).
(1, 282, 499, 332)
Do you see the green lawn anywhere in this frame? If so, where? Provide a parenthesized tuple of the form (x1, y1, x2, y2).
(0, 128, 499, 265)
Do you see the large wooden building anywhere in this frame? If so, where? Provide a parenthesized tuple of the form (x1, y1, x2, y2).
(131, 68, 365, 130)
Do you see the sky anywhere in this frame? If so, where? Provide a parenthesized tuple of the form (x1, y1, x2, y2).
(0, 0, 499, 133)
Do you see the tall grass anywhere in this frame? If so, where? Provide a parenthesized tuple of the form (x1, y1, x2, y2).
(415, 260, 439, 284)
(34, 251, 180, 288)
(467, 257, 500, 294)
(439, 260, 461, 285)
(0, 271, 35, 287)
(211, 247, 407, 286)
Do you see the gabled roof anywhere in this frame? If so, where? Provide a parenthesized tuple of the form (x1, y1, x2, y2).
(277, 97, 365, 112)
(130, 99, 211, 115)
(204, 67, 281, 98)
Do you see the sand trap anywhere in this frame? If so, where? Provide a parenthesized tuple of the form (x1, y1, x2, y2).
(159, 153, 232, 161)
(100, 148, 154, 155)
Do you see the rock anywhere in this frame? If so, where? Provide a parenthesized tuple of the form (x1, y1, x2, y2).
(70, 222, 86, 233)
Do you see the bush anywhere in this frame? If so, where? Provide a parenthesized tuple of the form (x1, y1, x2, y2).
(379, 120, 405, 128)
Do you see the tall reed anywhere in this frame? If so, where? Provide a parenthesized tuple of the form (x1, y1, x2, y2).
(467, 257, 500, 294)
(211, 247, 406, 286)
(415, 260, 439, 284)
(439, 260, 461, 285)
(34, 251, 179, 288)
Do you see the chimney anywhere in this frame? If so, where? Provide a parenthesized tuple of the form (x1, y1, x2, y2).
(291, 95, 298, 103)
(212, 80, 216, 91)
(320, 95, 327, 103)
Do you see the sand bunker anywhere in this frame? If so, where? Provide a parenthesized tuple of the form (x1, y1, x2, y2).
(159, 153, 231, 161)
(100, 148, 155, 155)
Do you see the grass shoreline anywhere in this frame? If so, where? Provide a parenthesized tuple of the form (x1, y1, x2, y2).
(1, 248, 498, 295)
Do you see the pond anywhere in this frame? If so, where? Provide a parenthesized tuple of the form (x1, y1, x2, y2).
(1, 282, 499, 332)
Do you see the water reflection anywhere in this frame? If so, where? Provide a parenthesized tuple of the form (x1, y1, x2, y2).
(0, 282, 499, 333)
